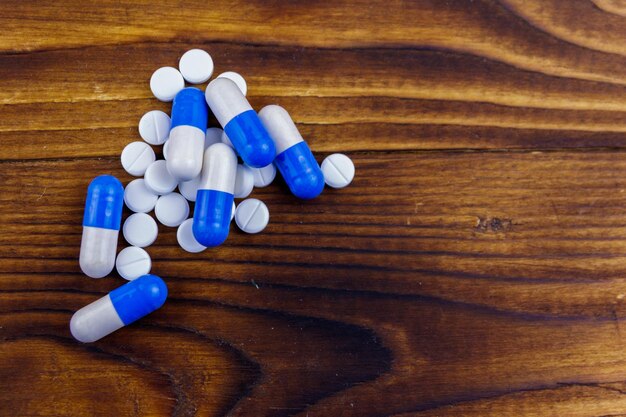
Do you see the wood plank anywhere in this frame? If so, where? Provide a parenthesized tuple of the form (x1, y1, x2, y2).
(3, 0, 626, 415)
(1, 0, 625, 86)
(3, 43, 624, 109)
(4, 152, 626, 319)
(4, 268, 626, 416)
(501, 0, 626, 55)
(6, 153, 626, 414)
(1, 42, 626, 160)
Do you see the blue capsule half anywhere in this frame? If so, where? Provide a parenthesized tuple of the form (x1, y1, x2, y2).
(110, 274, 168, 326)
(275, 141, 325, 199)
(83, 175, 124, 230)
(224, 110, 275, 168)
(193, 189, 234, 247)
(171, 87, 208, 131)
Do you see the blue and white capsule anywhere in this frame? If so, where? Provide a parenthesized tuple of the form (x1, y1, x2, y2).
(259, 105, 324, 199)
(70, 274, 167, 343)
(193, 143, 237, 247)
(166, 87, 209, 181)
(205, 78, 276, 168)
(80, 175, 124, 278)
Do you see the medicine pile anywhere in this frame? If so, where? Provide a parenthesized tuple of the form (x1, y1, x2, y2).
(70, 49, 356, 343)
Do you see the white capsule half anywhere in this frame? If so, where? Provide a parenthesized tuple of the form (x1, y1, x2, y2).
(167, 87, 208, 181)
(167, 125, 205, 181)
(205, 78, 252, 126)
(199, 143, 238, 193)
(79, 226, 119, 279)
(258, 105, 304, 154)
(70, 294, 124, 343)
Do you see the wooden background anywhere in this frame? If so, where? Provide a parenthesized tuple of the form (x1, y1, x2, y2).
(1, 0, 626, 415)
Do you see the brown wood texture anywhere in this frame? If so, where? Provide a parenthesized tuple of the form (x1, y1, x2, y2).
(1, 1, 626, 416)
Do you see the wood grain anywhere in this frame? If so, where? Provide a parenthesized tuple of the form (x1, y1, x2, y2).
(1, 1, 626, 416)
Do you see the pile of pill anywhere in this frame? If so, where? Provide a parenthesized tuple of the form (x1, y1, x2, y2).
(70, 49, 355, 343)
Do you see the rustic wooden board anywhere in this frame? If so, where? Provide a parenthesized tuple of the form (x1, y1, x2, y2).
(1, 1, 626, 416)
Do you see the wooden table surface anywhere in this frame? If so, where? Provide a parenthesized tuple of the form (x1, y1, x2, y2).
(2, 1, 626, 416)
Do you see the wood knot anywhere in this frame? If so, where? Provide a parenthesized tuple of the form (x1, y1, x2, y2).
(475, 217, 512, 233)
(591, 0, 626, 17)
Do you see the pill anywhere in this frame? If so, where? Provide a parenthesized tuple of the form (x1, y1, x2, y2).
(193, 143, 237, 246)
(116, 246, 152, 281)
(138, 110, 171, 145)
(321, 153, 355, 189)
(234, 164, 254, 198)
(235, 198, 269, 234)
(216, 71, 247, 96)
(221, 131, 234, 149)
(144, 160, 177, 195)
(205, 127, 224, 149)
(231, 201, 236, 221)
(205, 78, 275, 168)
(176, 218, 207, 253)
(178, 174, 201, 202)
(166, 88, 208, 182)
(259, 105, 324, 199)
(179, 49, 214, 84)
(155, 192, 189, 227)
(250, 163, 276, 188)
(124, 179, 158, 213)
(70, 274, 167, 343)
(163, 139, 170, 159)
(121, 141, 156, 177)
(123, 213, 158, 248)
(80, 175, 124, 279)
(150, 66, 185, 102)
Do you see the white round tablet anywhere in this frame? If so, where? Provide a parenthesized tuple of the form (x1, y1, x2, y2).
(123, 213, 158, 248)
(176, 218, 207, 253)
(231, 201, 236, 221)
(155, 192, 189, 227)
(138, 110, 170, 145)
(163, 139, 170, 160)
(234, 164, 254, 198)
(121, 141, 156, 176)
(250, 163, 276, 188)
(150, 67, 185, 102)
(217, 71, 247, 96)
(116, 246, 151, 281)
(124, 179, 158, 213)
(179, 49, 214, 84)
(235, 198, 269, 234)
(144, 160, 177, 195)
(205, 127, 224, 149)
(178, 174, 201, 202)
(321, 153, 355, 189)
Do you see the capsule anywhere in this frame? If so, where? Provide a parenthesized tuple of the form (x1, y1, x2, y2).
(258, 105, 324, 199)
(193, 143, 237, 247)
(70, 274, 167, 343)
(80, 175, 124, 278)
(166, 87, 209, 181)
(205, 78, 276, 168)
